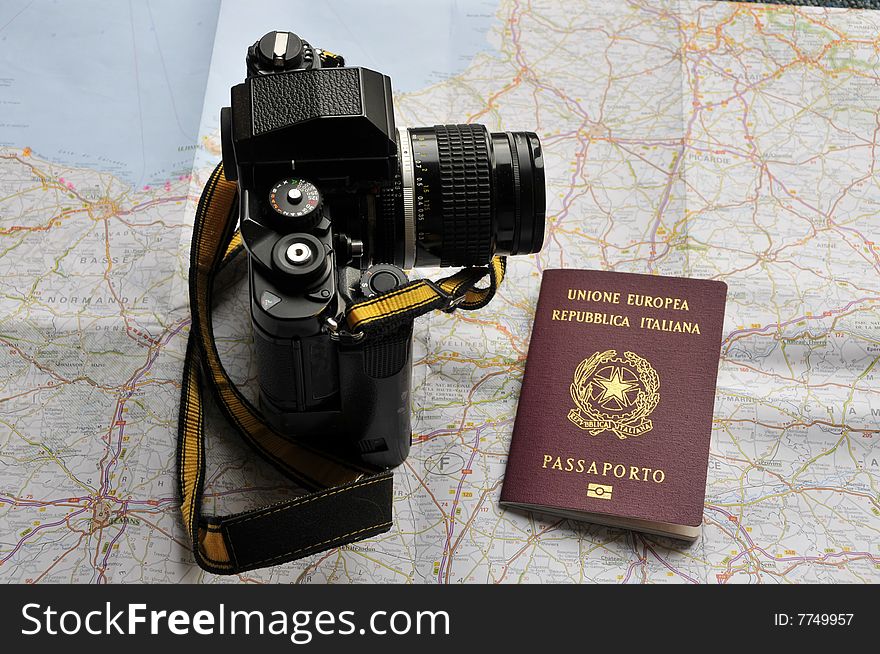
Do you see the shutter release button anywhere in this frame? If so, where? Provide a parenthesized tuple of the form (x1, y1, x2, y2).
(285, 242, 313, 265)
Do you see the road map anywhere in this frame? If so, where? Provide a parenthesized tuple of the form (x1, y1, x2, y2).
(1, 0, 879, 583)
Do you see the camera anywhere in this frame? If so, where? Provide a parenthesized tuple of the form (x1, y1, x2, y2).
(220, 30, 546, 468)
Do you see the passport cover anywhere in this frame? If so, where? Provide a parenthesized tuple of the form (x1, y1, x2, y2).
(500, 269, 728, 539)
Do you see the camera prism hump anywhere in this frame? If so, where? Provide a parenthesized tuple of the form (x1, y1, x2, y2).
(225, 67, 397, 185)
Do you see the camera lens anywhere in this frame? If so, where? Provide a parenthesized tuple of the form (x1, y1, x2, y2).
(376, 124, 545, 268)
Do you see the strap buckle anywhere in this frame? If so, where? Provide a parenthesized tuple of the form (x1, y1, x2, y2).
(434, 284, 467, 313)
(325, 316, 365, 342)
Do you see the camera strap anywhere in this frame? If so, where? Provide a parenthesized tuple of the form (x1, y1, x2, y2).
(345, 255, 505, 334)
(179, 162, 506, 574)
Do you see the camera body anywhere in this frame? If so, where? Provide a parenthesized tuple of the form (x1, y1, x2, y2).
(221, 31, 545, 468)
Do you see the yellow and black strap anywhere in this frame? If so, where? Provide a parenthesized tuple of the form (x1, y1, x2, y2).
(346, 255, 505, 333)
(178, 162, 504, 574)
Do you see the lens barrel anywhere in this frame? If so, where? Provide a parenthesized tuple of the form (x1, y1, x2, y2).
(378, 124, 545, 268)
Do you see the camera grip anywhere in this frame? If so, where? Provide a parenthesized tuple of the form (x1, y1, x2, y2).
(252, 321, 412, 468)
(337, 324, 413, 468)
(252, 323, 339, 412)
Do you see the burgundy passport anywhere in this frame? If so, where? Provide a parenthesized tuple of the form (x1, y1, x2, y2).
(500, 269, 727, 539)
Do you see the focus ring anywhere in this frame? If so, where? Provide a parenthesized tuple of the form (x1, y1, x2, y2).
(434, 124, 492, 266)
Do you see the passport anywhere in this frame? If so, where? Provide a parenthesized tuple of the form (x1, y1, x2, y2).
(500, 269, 728, 540)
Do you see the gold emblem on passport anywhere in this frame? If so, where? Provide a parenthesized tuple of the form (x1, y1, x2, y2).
(586, 483, 614, 500)
(568, 349, 660, 439)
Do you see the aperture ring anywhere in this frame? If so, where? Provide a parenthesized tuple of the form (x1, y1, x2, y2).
(397, 127, 417, 269)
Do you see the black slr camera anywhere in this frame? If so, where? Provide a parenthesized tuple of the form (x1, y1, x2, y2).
(220, 31, 546, 469)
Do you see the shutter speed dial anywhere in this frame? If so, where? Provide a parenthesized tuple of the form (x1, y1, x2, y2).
(269, 178, 322, 226)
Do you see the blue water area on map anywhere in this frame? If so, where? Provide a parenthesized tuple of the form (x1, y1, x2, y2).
(0, 0, 220, 188)
(0, 0, 501, 188)
(201, 0, 502, 134)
